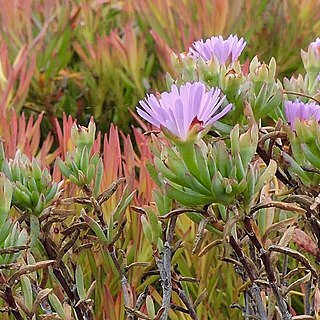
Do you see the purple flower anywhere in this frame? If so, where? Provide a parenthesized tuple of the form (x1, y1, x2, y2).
(285, 99, 320, 129)
(310, 38, 320, 56)
(189, 35, 246, 65)
(137, 82, 232, 142)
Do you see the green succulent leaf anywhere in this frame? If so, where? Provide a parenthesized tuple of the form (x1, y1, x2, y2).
(254, 160, 277, 193)
(166, 183, 214, 206)
(83, 214, 108, 244)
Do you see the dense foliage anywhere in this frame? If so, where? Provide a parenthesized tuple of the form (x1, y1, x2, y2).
(0, 1, 320, 320)
(0, 1, 319, 133)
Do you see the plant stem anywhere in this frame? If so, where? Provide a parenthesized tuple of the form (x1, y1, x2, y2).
(156, 241, 173, 320)
(173, 286, 198, 320)
(4, 285, 23, 320)
(304, 278, 312, 315)
(256, 146, 293, 187)
(283, 90, 320, 104)
(229, 236, 267, 320)
(42, 237, 93, 320)
(155, 216, 177, 320)
(243, 217, 292, 320)
(108, 245, 134, 319)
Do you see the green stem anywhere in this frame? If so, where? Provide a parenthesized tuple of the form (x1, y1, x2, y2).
(176, 142, 199, 179)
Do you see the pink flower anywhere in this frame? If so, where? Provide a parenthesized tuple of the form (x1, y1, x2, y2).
(285, 99, 320, 129)
(189, 35, 246, 65)
(137, 82, 232, 142)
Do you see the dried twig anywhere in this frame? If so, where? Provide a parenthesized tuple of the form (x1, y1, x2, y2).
(243, 217, 292, 320)
(229, 236, 267, 320)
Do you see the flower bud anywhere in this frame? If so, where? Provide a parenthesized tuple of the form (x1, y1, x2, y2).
(249, 57, 276, 87)
(71, 120, 96, 152)
(283, 74, 307, 95)
(301, 38, 320, 81)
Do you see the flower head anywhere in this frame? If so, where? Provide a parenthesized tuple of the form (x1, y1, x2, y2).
(189, 35, 246, 65)
(310, 38, 320, 56)
(137, 82, 232, 142)
(301, 38, 320, 73)
(284, 99, 320, 129)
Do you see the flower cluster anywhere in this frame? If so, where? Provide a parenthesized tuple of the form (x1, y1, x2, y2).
(188, 35, 246, 65)
(137, 82, 232, 142)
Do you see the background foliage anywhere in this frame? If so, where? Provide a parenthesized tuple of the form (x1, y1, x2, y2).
(0, 1, 319, 319)
(0, 0, 319, 133)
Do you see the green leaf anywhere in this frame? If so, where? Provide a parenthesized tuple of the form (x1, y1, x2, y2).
(86, 163, 96, 185)
(0, 219, 12, 245)
(165, 183, 213, 206)
(211, 172, 232, 205)
(83, 214, 108, 244)
(256, 86, 282, 119)
(48, 293, 66, 320)
(230, 124, 240, 155)
(146, 295, 156, 319)
(34, 194, 46, 215)
(21, 275, 33, 310)
(301, 143, 320, 169)
(141, 215, 153, 245)
(1, 160, 12, 180)
(194, 143, 212, 189)
(94, 158, 104, 197)
(154, 157, 187, 188)
(0, 142, 5, 170)
(80, 146, 89, 175)
(243, 164, 256, 207)
(282, 152, 311, 184)
(215, 142, 232, 177)
(176, 142, 199, 179)
(254, 160, 277, 193)
(56, 158, 72, 179)
(145, 208, 161, 247)
(76, 264, 86, 301)
(30, 214, 40, 248)
(14, 188, 32, 208)
(45, 183, 58, 203)
(32, 159, 42, 181)
(108, 214, 114, 244)
(146, 161, 163, 187)
(233, 151, 246, 181)
(183, 172, 212, 196)
(153, 189, 172, 215)
(112, 185, 136, 222)
(239, 124, 258, 169)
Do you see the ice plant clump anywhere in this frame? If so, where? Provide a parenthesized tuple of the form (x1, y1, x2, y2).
(137, 82, 232, 142)
(284, 99, 320, 129)
(189, 35, 246, 65)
